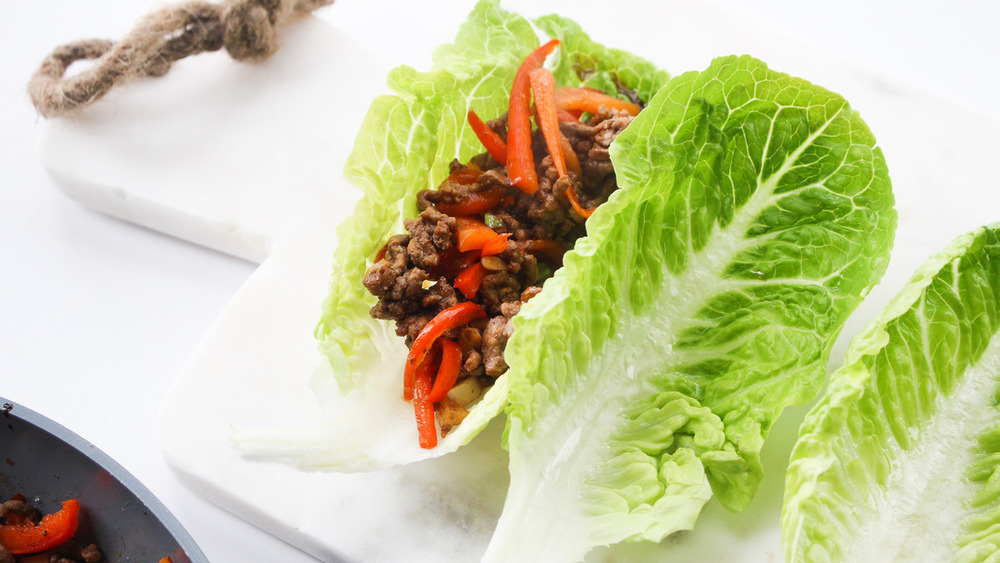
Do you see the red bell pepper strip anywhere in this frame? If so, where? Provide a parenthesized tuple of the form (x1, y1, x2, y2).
(480, 232, 511, 257)
(566, 185, 595, 218)
(404, 340, 440, 401)
(528, 68, 567, 178)
(557, 108, 580, 122)
(507, 39, 560, 195)
(455, 217, 502, 252)
(561, 136, 581, 178)
(374, 241, 389, 263)
(435, 185, 508, 216)
(524, 239, 567, 264)
(405, 302, 486, 388)
(445, 167, 484, 185)
(467, 109, 508, 165)
(454, 262, 488, 299)
(555, 86, 642, 116)
(0, 499, 80, 555)
(431, 247, 480, 280)
(428, 339, 462, 403)
(412, 360, 438, 449)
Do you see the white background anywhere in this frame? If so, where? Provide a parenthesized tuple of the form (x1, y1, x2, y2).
(2, 1, 998, 561)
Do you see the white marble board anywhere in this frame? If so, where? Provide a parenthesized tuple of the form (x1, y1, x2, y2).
(36, 1, 1000, 561)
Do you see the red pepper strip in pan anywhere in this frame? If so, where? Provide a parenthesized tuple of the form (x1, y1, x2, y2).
(480, 232, 511, 257)
(555, 86, 642, 116)
(405, 302, 487, 390)
(467, 109, 508, 165)
(507, 39, 560, 194)
(528, 68, 567, 178)
(435, 185, 508, 216)
(428, 339, 462, 403)
(454, 262, 488, 299)
(0, 499, 80, 554)
(455, 217, 501, 252)
(413, 360, 438, 449)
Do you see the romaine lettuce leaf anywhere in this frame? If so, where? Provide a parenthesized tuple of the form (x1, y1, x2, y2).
(483, 55, 896, 562)
(236, 1, 668, 470)
(534, 14, 670, 104)
(782, 225, 1000, 563)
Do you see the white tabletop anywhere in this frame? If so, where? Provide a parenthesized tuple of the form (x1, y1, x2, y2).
(3, 1, 998, 561)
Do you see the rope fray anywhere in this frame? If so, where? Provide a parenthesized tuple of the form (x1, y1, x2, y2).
(28, 0, 334, 118)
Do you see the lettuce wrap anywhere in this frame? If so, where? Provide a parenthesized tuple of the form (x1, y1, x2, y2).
(237, 1, 670, 469)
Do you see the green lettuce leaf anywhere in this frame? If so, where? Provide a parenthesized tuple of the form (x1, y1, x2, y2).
(534, 14, 670, 104)
(483, 55, 896, 561)
(237, 1, 668, 470)
(782, 225, 1000, 562)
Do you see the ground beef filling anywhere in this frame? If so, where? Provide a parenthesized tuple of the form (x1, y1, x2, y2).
(363, 107, 634, 434)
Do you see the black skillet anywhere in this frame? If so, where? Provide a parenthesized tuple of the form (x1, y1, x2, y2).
(0, 397, 206, 562)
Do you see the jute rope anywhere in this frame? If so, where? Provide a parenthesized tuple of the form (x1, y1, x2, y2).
(28, 0, 334, 118)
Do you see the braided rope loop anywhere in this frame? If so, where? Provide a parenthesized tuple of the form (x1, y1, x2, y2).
(28, 0, 333, 118)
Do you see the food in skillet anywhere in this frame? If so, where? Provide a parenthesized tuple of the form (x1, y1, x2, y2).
(0, 494, 102, 563)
